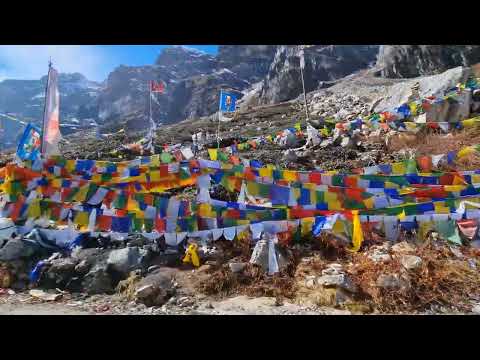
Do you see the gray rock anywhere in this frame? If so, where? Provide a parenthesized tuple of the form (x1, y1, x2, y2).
(391, 241, 416, 254)
(305, 276, 317, 289)
(43, 257, 79, 288)
(317, 274, 358, 293)
(229, 262, 247, 273)
(471, 240, 480, 249)
(107, 246, 146, 275)
(321, 263, 343, 276)
(400, 255, 423, 270)
(376, 274, 411, 291)
(81, 264, 114, 295)
(0, 239, 37, 261)
(74, 260, 90, 275)
(472, 304, 480, 314)
(49, 257, 78, 273)
(340, 136, 354, 149)
(377, 45, 480, 78)
(134, 269, 176, 307)
(369, 253, 392, 263)
(148, 265, 161, 273)
(449, 246, 464, 258)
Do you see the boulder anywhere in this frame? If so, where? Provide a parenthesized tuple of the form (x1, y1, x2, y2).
(43, 257, 79, 288)
(376, 274, 411, 291)
(229, 262, 247, 273)
(81, 264, 114, 295)
(400, 255, 423, 270)
(391, 241, 416, 254)
(377, 45, 480, 78)
(317, 273, 358, 293)
(106, 246, 147, 276)
(472, 304, 480, 314)
(134, 269, 176, 307)
(0, 239, 38, 262)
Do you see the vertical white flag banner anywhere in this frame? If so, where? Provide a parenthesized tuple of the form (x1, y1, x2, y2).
(42, 65, 61, 157)
(299, 48, 305, 70)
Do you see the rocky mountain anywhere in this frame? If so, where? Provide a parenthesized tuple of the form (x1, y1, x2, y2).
(0, 73, 101, 149)
(260, 45, 380, 104)
(377, 45, 480, 78)
(5, 44, 480, 150)
(97, 46, 276, 128)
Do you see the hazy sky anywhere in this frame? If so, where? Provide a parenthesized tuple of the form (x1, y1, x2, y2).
(0, 45, 219, 83)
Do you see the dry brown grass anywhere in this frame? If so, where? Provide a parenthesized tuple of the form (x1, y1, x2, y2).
(196, 263, 297, 300)
(386, 126, 480, 157)
(453, 152, 480, 171)
(348, 243, 480, 313)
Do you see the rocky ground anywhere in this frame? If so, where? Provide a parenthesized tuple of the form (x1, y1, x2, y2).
(3, 65, 480, 316)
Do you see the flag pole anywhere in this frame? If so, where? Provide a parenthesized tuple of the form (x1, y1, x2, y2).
(217, 89, 222, 149)
(299, 46, 310, 126)
(149, 81, 152, 126)
(40, 59, 52, 156)
(149, 81, 153, 151)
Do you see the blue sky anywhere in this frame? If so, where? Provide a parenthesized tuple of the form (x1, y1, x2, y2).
(0, 45, 219, 82)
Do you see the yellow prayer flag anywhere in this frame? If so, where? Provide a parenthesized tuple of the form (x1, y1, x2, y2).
(66, 160, 76, 173)
(283, 170, 298, 182)
(208, 148, 218, 161)
(453, 175, 467, 185)
(294, 122, 301, 131)
(74, 185, 89, 202)
(392, 162, 406, 175)
(247, 181, 259, 197)
(434, 202, 450, 214)
(91, 174, 102, 183)
(444, 185, 465, 192)
(462, 118, 477, 127)
(418, 220, 434, 242)
(457, 146, 475, 158)
(324, 191, 337, 202)
(259, 167, 272, 178)
(126, 197, 139, 211)
(397, 209, 406, 220)
(151, 155, 160, 167)
(363, 197, 374, 209)
(182, 244, 200, 267)
(332, 218, 345, 234)
(409, 102, 418, 116)
(471, 175, 480, 184)
(27, 200, 41, 219)
(52, 179, 62, 188)
(348, 210, 364, 252)
(301, 217, 315, 236)
(74, 211, 89, 227)
(328, 200, 343, 211)
(149, 170, 161, 182)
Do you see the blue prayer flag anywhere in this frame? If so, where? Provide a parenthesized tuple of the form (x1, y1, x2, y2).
(219, 91, 237, 112)
(16, 123, 41, 162)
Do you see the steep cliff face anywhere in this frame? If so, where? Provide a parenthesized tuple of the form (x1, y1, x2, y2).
(0, 73, 101, 149)
(217, 45, 278, 83)
(377, 45, 480, 78)
(260, 45, 380, 104)
(97, 45, 276, 125)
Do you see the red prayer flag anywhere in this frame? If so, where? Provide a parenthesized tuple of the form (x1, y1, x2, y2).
(150, 80, 165, 93)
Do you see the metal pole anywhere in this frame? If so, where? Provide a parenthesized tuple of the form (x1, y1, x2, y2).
(149, 82, 152, 124)
(299, 46, 310, 126)
(149, 82, 153, 151)
(217, 89, 222, 149)
(41, 60, 52, 156)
